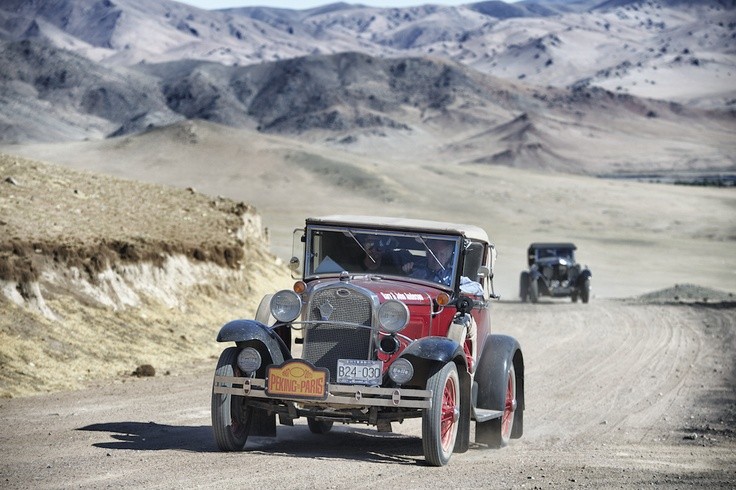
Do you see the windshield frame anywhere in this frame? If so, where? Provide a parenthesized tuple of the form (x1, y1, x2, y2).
(303, 224, 462, 290)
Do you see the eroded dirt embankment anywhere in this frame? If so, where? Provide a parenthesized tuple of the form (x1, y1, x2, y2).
(0, 154, 290, 398)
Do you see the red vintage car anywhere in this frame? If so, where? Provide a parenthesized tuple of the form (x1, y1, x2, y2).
(211, 215, 524, 466)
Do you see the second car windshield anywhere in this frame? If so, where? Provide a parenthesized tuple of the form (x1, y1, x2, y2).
(306, 227, 459, 288)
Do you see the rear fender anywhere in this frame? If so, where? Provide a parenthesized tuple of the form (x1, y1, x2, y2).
(475, 334, 525, 414)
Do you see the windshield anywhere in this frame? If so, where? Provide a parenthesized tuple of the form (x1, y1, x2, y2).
(537, 248, 574, 261)
(304, 226, 460, 289)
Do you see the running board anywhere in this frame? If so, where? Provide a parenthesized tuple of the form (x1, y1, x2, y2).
(473, 408, 503, 422)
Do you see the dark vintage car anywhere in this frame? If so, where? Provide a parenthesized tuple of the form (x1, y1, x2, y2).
(211, 215, 524, 466)
(519, 242, 592, 303)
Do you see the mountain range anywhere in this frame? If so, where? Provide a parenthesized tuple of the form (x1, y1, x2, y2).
(0, 0, 734, 174)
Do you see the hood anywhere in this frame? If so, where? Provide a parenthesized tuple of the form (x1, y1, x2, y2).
(308, 276, 438, 306)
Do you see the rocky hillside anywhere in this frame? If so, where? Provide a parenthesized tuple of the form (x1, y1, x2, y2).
(2, 0, 733, 106)
(0, 153, 291, 398)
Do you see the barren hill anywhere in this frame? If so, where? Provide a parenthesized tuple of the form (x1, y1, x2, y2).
(2, 40, 733, 174)
(0, 153, 291, 397)
(2, 0, 733, 107)
(1, 0, 734, 174)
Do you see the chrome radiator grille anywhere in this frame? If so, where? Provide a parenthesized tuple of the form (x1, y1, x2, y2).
(302, 287, 373, 382)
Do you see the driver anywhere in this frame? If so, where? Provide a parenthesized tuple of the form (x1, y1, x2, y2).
(406, 239, 454, 286)
(405, 239, 484, 295)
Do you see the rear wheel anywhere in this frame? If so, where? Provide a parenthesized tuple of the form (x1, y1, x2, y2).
(476, 364, 516, 448)
(528, 279, 539, 303)
(307, 418, 334, 434)
(422, 363, 460, 466)
(581, 278, 591, 304)
(212, 347, 251, 451)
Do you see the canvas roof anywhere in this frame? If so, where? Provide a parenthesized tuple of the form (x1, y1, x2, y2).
(306, 215, 490, 243)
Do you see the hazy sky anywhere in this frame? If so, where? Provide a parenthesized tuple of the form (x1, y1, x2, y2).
(178, 1, 509, 10)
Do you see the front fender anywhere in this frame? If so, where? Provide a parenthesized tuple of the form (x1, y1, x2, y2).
(216, 319, 290, 365)
(401, 336, 466, 386)
(528, 268, 541, 281)
(401, 336, 465, 365)
(577, 268, 592, 286)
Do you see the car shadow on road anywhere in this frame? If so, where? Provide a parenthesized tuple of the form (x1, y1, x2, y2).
(244, 425, 426, 465)
(79, 421, 215, 452)
(78, 422, 432, 464)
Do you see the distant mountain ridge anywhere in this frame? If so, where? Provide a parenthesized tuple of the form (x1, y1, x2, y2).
(1, 0, 733, 104)
(0, 0, 734, 174)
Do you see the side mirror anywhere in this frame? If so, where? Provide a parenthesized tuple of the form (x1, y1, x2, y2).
(288, 256, 300, 271)
(478, 265, 493, 279)
(291, 228, 305, 279)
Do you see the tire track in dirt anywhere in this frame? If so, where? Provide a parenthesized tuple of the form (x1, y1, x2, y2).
(492, 300, 708, 446)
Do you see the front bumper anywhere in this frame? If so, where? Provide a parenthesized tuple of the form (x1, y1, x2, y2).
(213, 375, 432, 410)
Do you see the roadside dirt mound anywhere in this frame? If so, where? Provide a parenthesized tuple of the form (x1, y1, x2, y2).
(0, 153, 291, 398)
(634, 284, 736, 304)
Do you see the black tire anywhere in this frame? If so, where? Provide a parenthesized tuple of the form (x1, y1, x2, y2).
(212, 347, 251, 451)
(571, 292, 578, 303)
(307, 418, 334, 434)
(581, 278, 591, 304)
(476, 364, 516, 448)
(422, 363, 460, 467)
(519, 272, 529, 302)
(528, 279, 539, 304)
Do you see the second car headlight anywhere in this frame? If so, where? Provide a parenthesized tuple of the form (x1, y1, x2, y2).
(378, 300, 409, 333)
(270, 290, 302, 323)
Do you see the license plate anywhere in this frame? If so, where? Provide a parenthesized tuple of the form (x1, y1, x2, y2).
(336, 359, 383, 385)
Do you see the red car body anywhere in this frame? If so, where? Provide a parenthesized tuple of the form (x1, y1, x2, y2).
(211, 216, 523, 466)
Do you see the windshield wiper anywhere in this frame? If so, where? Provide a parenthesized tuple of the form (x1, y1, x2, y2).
(418, 235, 446, 270)
(346, 229, 377, 264)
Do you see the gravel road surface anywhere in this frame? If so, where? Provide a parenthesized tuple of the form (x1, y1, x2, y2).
(2, 300, 734, 489)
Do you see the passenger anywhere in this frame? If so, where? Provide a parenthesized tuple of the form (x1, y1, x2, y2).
(358, 236, 398, 274)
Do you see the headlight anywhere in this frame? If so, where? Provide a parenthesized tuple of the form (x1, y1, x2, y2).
(378, 300, 409, 333)
(388, 358, 414, 384)
(237, 347, 262, 374)
(270, 290, 302, 323)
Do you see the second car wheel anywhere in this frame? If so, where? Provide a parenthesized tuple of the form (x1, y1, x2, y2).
(528, 279, 539, 303)
(581, 278, 591, 304)
(422, 362, 460, 466)
(519, 272, 529, 302)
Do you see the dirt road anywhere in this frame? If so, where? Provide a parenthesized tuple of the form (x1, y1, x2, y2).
(1, 299, 734, 489)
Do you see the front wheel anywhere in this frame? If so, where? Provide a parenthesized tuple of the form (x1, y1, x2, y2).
(519, 272, 529, 302)
(476, 364, 516, 448)
(528, 279, 539, 303)
(581, 278, 591, 304)
(422, 363, 460, 466)
(212, 347, 251, 451)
